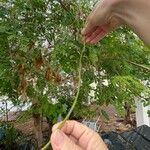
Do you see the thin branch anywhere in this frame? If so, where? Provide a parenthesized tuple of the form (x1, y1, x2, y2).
(126, 60, 150, 71)
(58, 0, 70, 12)
(100, 57, 150, 72)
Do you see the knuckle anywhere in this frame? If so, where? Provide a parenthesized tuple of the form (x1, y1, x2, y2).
(86, 15, 94, 24)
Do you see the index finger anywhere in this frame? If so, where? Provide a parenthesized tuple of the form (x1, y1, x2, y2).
(52, 120, 91, 140)
(52, 120, 106, 150)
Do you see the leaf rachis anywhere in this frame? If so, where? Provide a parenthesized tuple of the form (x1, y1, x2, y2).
(41, 43, 85, 150)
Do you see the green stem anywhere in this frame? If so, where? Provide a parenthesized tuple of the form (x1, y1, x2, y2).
(41, 43, 85, 150)
(126, 60, 150, 71)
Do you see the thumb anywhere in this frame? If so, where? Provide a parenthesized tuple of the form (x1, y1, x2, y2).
(51, 130, 82, 150)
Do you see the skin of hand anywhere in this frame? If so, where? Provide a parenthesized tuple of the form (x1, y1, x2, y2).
(82, 0, 150, 46)
(51, 120, 108, 150)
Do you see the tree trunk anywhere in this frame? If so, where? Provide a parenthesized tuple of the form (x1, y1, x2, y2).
(45, 117, 53, 150)
(124, 102, 131, 123)
(5, 101, 9, 122)
(46, 117, 53, 137)
(33, 112, 43, 149)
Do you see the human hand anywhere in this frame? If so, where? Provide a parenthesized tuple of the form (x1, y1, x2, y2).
(81, 0, 122, 44)
(51, 120, 108, 150)
(82, 0, 150, 46)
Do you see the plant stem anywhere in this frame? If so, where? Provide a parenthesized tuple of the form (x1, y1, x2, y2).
(41, 43, 85, 150)
(126, 60, 150, 71)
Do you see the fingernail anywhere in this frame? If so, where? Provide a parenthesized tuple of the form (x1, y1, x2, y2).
(52, 130, 64, 148)
(86, 37, 91, 43)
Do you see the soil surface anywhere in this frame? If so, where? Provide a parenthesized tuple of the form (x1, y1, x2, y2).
(9, 105, 136, 137)
(0, 104, 136, 142)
